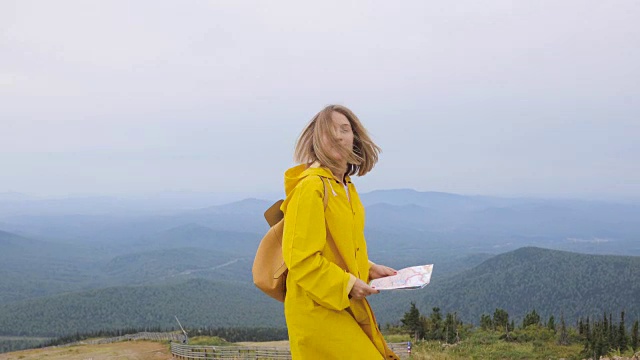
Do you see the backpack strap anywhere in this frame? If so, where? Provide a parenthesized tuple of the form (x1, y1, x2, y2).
(320, 176, 330, 210)
(319, 176, 349, 273)
(264, 176, 330, 227)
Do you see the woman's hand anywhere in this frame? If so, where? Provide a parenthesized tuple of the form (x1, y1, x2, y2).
(349, 279, 379, 300)
(369, 263, 397, 280)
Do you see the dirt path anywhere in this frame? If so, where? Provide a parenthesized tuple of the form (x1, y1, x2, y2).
(0, 340, 172, 360)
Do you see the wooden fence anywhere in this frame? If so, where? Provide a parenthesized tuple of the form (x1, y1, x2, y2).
(171, 342, 412, 359)
(171, 343, 292, 359)
(60, 331, 411, 358)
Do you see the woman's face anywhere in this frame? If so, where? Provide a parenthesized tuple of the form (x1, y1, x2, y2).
(327, 111, 354, 164)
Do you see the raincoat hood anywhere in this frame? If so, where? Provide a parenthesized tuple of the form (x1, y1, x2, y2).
(285, 163, 341, 196)
(283, 163, 351, 200)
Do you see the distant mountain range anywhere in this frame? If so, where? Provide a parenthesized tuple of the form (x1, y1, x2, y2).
(0, 191, 279, 217)
(1, 247, 638, 337)
(0, 189, 639, 339)
(3, 190, 638, 254)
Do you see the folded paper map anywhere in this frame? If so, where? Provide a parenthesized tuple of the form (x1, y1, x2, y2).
(369, 264, 433, 290)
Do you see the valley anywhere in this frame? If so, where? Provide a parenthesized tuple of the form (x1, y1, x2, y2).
(1, 189, 638, 353)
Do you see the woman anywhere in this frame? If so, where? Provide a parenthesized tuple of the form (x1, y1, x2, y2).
(281, 105, 400, 359)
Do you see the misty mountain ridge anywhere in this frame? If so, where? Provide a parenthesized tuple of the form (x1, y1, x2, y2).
(0, 188, 639, 334)
(137, 222, 260, 254)
(103, 247, 252, 285)
(0, 229, 38, 247)
(2, 188, 637, 217)
(361, 189, 512, 210)
(191, 198, 274, 215)
(1, 188, 638, 302)
(1, 247, 638, 337)
(2, 188, 638, 265)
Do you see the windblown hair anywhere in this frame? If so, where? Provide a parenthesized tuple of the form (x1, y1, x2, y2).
(294, 104, 381, 178)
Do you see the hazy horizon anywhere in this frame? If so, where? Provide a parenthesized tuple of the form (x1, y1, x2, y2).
(2, 1, 638, 202)
(2, 187, 639, 205)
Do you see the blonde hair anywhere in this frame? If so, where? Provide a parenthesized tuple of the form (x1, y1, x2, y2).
(294, 105, 381, 178)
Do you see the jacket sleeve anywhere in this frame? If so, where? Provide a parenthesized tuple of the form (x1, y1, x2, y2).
(282, 177, 352, 311)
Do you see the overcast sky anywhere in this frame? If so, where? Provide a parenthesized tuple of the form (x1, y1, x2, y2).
(1, 1, 638, 201)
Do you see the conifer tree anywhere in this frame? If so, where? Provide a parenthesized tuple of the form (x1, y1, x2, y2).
(603, 312, 610, 350)
(480, 314, 493, 331)
(523, 309, 541, 328)
(444, 312, 459, 344)
(429, 307, 443, 341)
(558, 313, 569, 346)
(583, 319, 591, 354)
(578, 317, 584, 335)
(594, 323, 607, 360)
(401, 302, 423, 341)
(609, 313, 615, 349)
(618, 311, 628, 352)
(631, 320, 639, 353)
(493, 308, 509, 330)
(547, 315, 556, 333)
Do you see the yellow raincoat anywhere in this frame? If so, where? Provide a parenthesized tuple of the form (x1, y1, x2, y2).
(281, 164, 399, 360)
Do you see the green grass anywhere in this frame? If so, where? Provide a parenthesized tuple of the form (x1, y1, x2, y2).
(397, 330, 586, 360)
(384, 334, 413, 343)
(186, 336, 230, 346)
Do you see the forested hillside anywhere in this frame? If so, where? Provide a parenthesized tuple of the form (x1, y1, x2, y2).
(0, 279, 285, 337)
(1, 247, 639, 338)
(1, 191, 639, 345)
(0, 230, 102, 303)
(371, 247, 640, 326)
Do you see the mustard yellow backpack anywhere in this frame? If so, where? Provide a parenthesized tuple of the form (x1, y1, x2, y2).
(252, 177, 329, 302)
